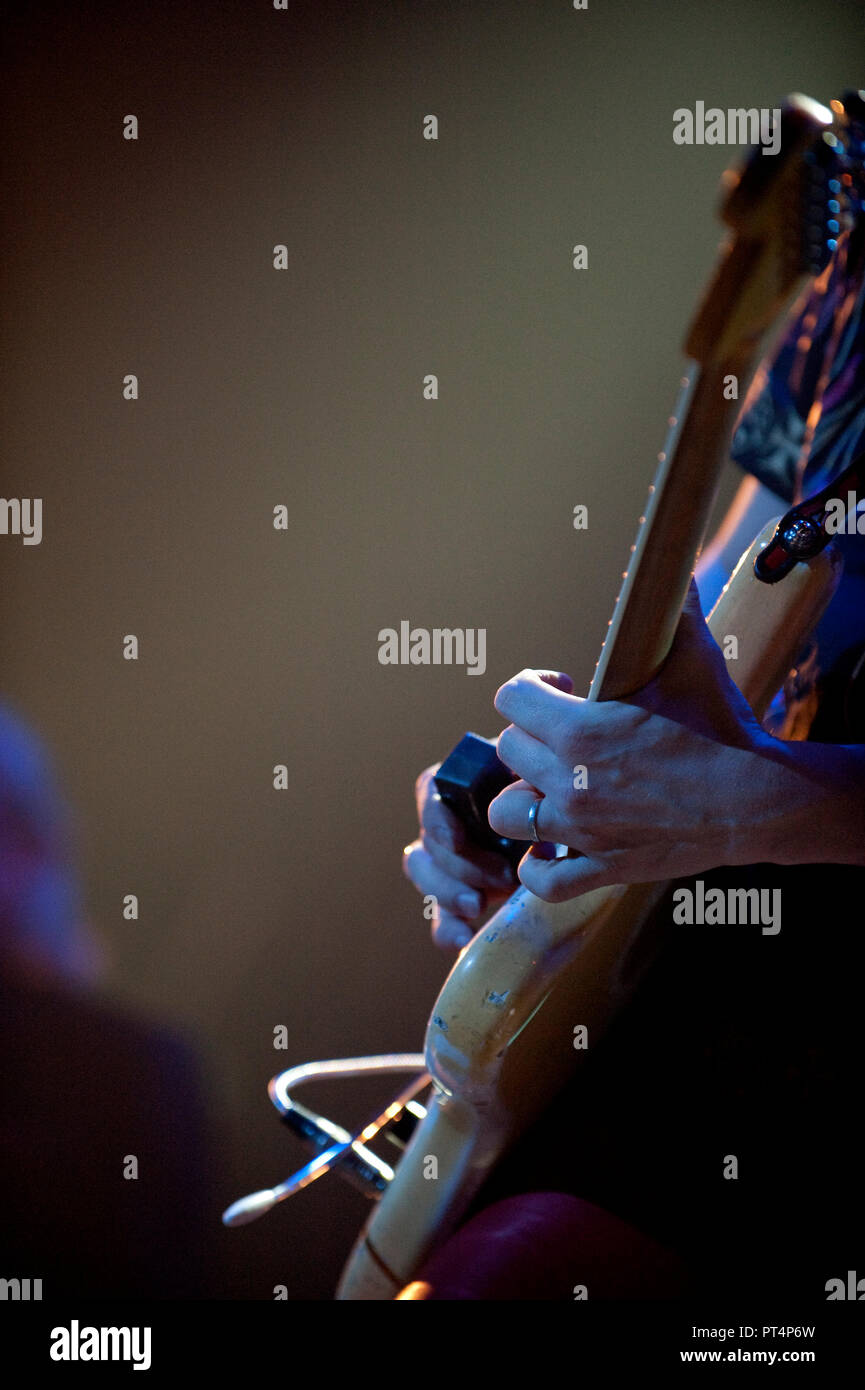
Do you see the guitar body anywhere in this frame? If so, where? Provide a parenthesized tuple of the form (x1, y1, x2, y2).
(337, 530, 841, 1298)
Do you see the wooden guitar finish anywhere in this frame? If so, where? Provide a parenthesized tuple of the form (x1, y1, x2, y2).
(337, 95, 845, 1299)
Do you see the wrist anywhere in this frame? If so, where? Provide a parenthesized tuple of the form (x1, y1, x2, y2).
(732, 733, 865, 868)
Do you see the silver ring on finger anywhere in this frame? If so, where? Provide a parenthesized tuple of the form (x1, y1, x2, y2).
(527, 795, 545, 844)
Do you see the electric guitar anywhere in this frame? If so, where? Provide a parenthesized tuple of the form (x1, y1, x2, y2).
(223, 90, 865, 1299)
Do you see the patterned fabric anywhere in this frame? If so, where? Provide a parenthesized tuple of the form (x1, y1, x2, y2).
(730, 227, 865, 723)
(730, 228, 865, 505)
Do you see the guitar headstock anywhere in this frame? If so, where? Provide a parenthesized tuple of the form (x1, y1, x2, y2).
(685, 90, 865, 366)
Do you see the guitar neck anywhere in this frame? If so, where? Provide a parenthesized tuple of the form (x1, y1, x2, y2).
(589, 356, 751, 702)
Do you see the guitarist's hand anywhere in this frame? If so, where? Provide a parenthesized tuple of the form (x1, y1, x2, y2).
(488, 579, 839, 901)
(403, 765, 519, 950)
(404, 673, 574, 949)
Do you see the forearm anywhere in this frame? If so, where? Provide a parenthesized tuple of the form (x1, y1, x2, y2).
(730, 735, 865, 868)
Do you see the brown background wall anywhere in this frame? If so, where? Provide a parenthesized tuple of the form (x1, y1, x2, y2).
(2, 0, 862, 1298)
